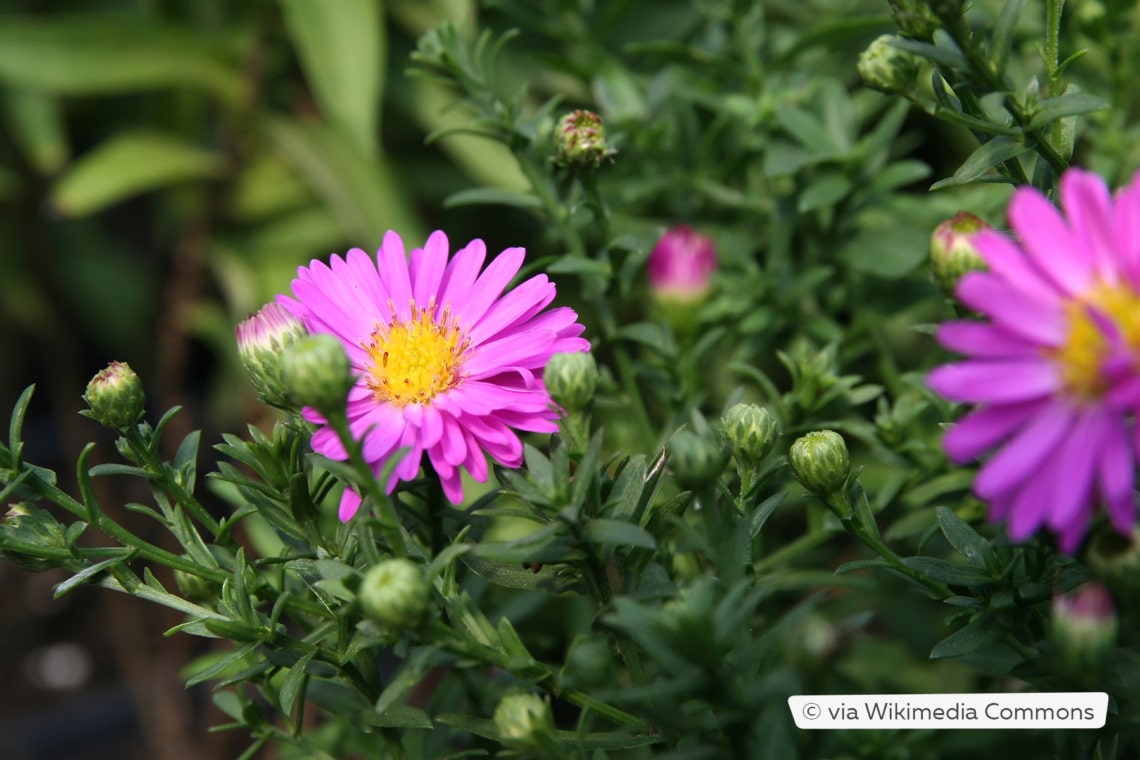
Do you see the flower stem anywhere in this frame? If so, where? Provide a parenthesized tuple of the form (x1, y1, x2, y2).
(123, 427, 221, 537)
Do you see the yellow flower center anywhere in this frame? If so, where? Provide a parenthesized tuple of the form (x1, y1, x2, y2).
(363, 302, 469, 406)
(1050, 282, 1140, 399)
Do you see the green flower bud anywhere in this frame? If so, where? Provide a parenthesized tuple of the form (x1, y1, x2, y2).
(720, 403, 779, 467)
(544, 351, 598, 414)
(789, 430, 850, 498)
(0, 503, 68, 572)
(669, 429, 729, 490)
(493, 692, 556, 752)
(1052, 583, 1116, 671)
(1087, 526, 1140, 605)
(281, 334, 354, 416)
(886, 0, 940, 40)
(930, 212, 990, 296)
(555, 110, 615, 167)
(359, 558, 431, 631)
(174, 564, 217, 603)
(561, 634, 614, 690)
(236, 302, 308, 409)
(82, 361, 145, 430)
(858, 35, 919, 95)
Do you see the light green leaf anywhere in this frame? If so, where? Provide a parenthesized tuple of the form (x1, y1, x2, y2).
(1028, 92, 1109, 131)
(582, 518, 657, 550)
(278, 0, 383, 156)
(3, 89, 68, 174)
(50, 131, 224, 216)
(0, 18, 241, 102)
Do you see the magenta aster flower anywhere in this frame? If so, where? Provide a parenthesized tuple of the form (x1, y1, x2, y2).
(647, 225, 716, 303)
(927, 168, 1140, 552)
(279, 230, 589, 520)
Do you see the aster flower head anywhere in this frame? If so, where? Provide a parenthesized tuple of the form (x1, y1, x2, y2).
(927, 168, 1140, 552)
(279, 230, 589, 520)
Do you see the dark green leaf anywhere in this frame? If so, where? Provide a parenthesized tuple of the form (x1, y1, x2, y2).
(1028, 92, 1109, 130)
(990, 0, 1026, 73)
(936, 507, 999, 571)
(931, 137, 1032, 190)
(798, 174, 852, 212)
(279, 651, 314, 714)
(368, 704, 433, 729)
(929, 615, 1006, 659)
(185, 642, 259, 687)
(582, 518, 657, 550)
(902, 556, 994, 586)
(53, 554, 131, 597)
(460, 554, 583, 593)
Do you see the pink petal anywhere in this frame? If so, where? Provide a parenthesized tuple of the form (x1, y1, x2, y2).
(439, 238, 486, 315)
(927, 360, 1060, 404)
(411, 230, 449, 309)
(453, 247, 526, 322)
(974, 230, 1062, 302)
(974, 402, 1074, 498)
(377, 231, 413, 321)
(1008, 184, 1094, 295)
(1060, 168, 1119, 284)
(955, 273, 1065, 346)
(942, 400, 1045, 462)
(338, 488, 363, 522)
(935, 321, 1039, 359)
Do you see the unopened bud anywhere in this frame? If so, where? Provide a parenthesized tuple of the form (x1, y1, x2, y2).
(887, 0, 940, 40)
(648, 225, 717, 306)
(789, 430, 850, 499)
(493, 692, 556, 752)
(82, 361, 145, 430)
(545, 352, 598, 414)
(858, 35, 919, 95)
(1087, 526, 1140, 605)
(720, 403, 779, 467)
(669, 429, 729, 491)
(1052, 583, 1116, 671)
(281, 334, 354, 416)
(359, 558, 431, 631)
(555, 110, 615, 167)
(236, 302, 308, 409)
(930, 212, 990, 296)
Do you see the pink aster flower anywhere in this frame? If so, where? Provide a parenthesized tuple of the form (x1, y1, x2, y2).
(927, 168, 1140, 552)
(278, 230, 589, 520)
(647, 225, 716, 303)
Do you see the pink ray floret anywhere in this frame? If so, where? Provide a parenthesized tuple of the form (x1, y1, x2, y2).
(279, 230, 589, 520)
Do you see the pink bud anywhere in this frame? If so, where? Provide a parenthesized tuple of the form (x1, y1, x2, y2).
(647, 225, 716, 303)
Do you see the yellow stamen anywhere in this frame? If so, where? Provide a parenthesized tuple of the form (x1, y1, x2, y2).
(1049, 282, 1140, 399)
(363, 301, 469, 406)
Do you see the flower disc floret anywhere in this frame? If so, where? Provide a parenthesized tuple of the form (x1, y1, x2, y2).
(927, 168, 1140, 551)
(279, 230, 589, 520)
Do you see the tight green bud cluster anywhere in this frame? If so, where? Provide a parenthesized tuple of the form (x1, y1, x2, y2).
(82, 361, 145, 430)
(669, 429, 729, 490)
(0, 503, 68, 571)
(281, 334, 354, 416)
(359, 558, 431, 631)
(493, 692, 556, 752)
(929, 211, 990, 296)
(720, 403, 779, 467)
(545, 351, 598, 414)
(858, 35, 919, 95)
(555, 110, 615, 167)
(789, 430, 850, 498)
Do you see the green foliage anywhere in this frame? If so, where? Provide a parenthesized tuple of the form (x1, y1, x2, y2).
(2, 0, 1139, 758)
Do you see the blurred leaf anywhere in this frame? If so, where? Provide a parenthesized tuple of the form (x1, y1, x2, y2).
(0, 17, 241, 102)
(930, 137, 1031, 190)
(279, 651, 314, 713)
(279, 0, 383, 157)
(582, 518, 657, 550)
(263, 117, 424, 247)
(443, 187, 541, 209)
(50, 131, 225, 216)
(368, 704, 433, 729)
(1027, 92, 1108, 131)
(798, 173, 852, 212)
(460, 554, 584, 593)
(902, 556, 993, 587)
(929, 615, 1005, 659)
(990, 0, 1026, 74)
(2, 89, 68, 174)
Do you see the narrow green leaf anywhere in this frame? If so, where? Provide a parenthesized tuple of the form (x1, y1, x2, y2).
(936, 507, 999, 571)
(749, 492, 787, 539)
(460, 554, 584, 594)
(798, 174, 852, 212)
(443, 187, 541, 210)
(902, 556, 994, 586)
(8, 385, 35, 463)
(834, 558, 892, 575)
(3, 89, 68, 174)
(582, 518, 657, 550)
(51, 131, 224, 216)
(1028, 92, 1109, 130)
(375, 647, 445, 715)
(990, 0, 1026, 74)
(0, 18, 242, 101)
(775, 105, 837, 156)
(185, 642, 259, 687)
(368, 704, 433, 729)
(279, 651, 314, 713)
(54, 554, 131, 597)
(888, 34, 968, 70)
(931, 137, 1032, 190)
(278, 0, 383, 156)
(929, 615, 1006, 659)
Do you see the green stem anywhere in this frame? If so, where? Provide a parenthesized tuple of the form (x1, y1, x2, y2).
(1044, 0, 1066, 149)
(753, 529, 835, 574)
(123, 427, 221, 537)
(862, 535, 953, 599)
(325, 411, 410, 557)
